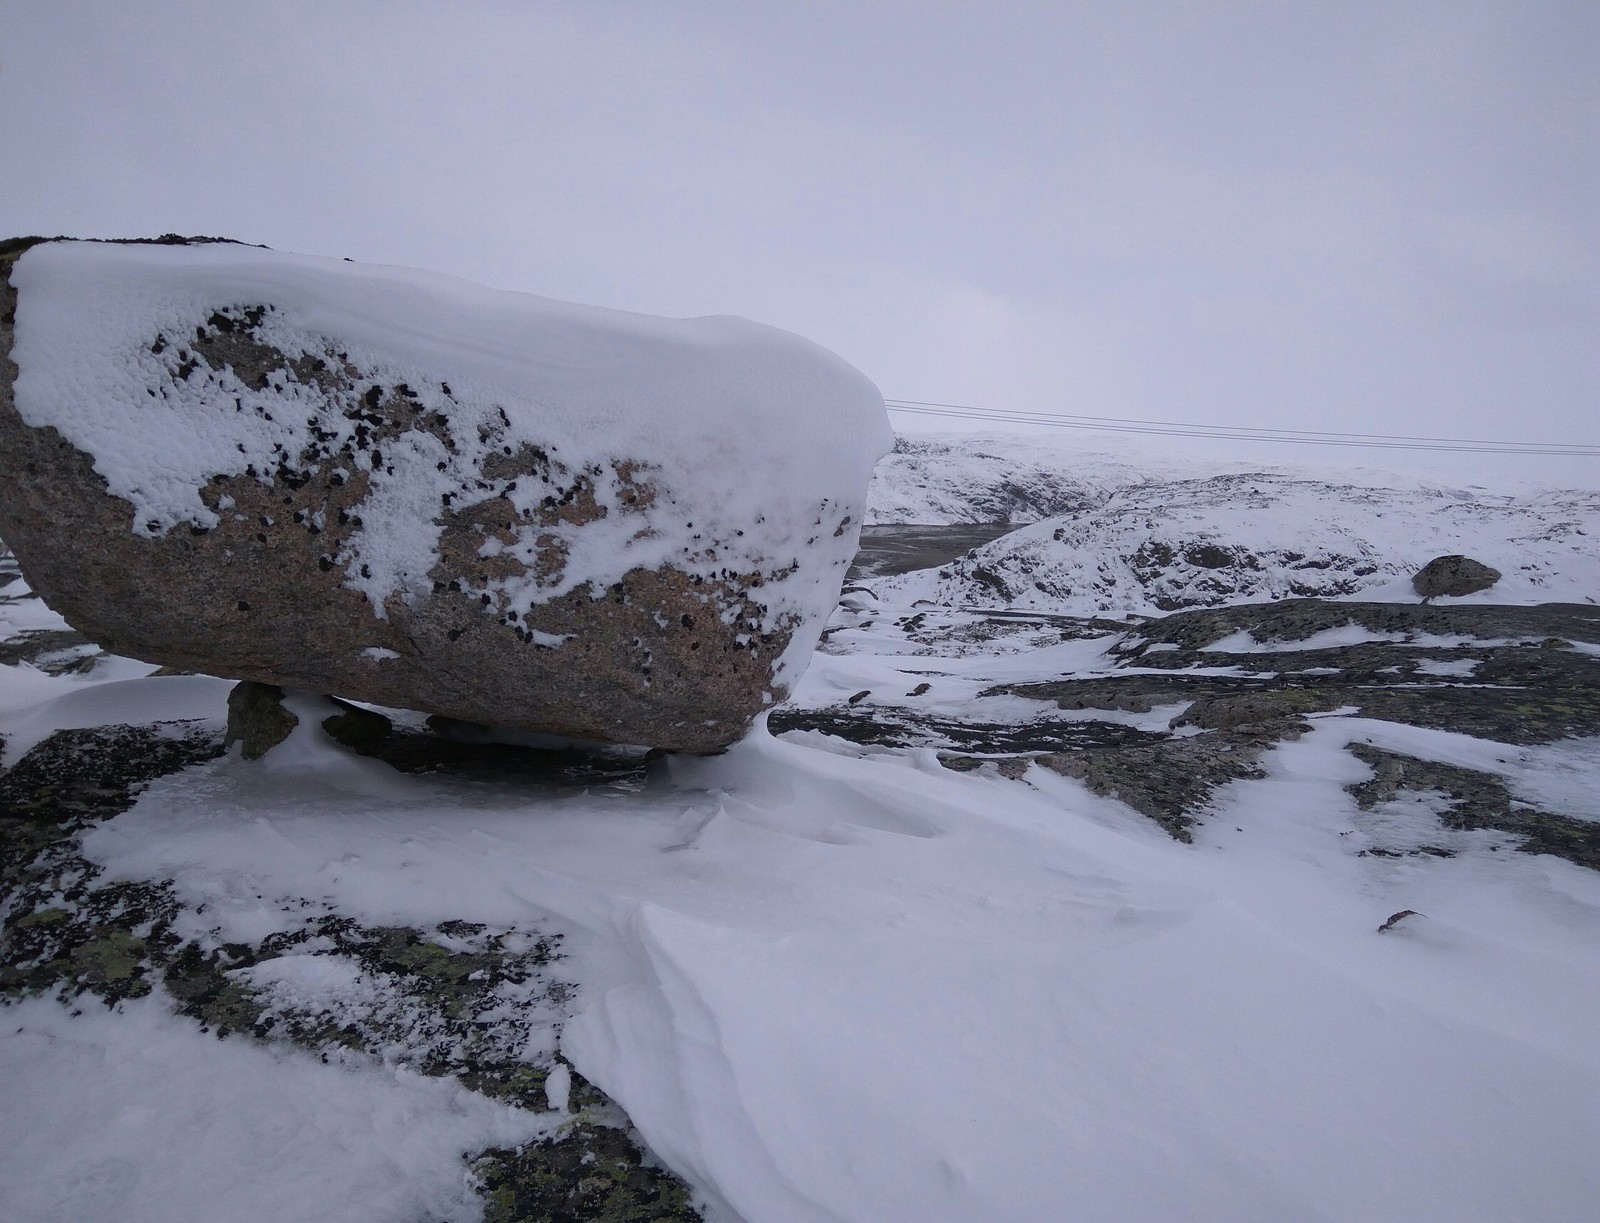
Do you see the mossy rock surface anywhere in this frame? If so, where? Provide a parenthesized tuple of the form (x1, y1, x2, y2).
(1346, 742, 1600, 871)
(789, 598, 1600, 857)
(475, 1124, 702, 1223)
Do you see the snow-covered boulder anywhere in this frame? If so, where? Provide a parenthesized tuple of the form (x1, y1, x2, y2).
(0, 238, 889, 752)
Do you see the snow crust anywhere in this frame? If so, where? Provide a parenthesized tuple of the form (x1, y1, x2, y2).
(10, 242, 890, 682)
(0, 993, 550, 1223)
(0, 671, 228, 766)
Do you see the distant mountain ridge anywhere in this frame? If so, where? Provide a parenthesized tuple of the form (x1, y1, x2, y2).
(866, 434, 1138, 524)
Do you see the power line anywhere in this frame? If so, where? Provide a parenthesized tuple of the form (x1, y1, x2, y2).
(883, 399, 1600, 457)
(885, 398, 1594, 450)
(885, 400, 1600, 456)
(889, 403, 1599, 455)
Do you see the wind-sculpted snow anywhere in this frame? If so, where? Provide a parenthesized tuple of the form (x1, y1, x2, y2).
(873, 466, 1600, 614)
(56, 715, 1600, 1223)
(0, 994, 551, 1223)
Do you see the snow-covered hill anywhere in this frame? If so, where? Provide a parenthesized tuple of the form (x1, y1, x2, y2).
(868, 434, 1600, 614)
(865, 433, 1144, 523)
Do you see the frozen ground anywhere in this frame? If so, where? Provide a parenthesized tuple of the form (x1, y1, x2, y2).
(1, 992, 550, 1223)
(4, 438, 1600, 1222)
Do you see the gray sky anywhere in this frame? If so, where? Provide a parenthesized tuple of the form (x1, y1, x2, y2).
(2, 1, 1595, 480)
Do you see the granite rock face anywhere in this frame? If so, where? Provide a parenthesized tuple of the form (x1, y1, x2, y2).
(1413, 554, 1502, 600)
(0, 238, 889, 752)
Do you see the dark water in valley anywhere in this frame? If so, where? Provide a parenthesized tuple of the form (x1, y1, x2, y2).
(848, 524, 1020, 579)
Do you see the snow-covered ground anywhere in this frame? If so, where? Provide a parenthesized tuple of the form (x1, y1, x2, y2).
(1, 992, 550, 1223)
(868, 433, 1600, 615)
(6, 668, 1599, 1221)
(4, 435, 1599, 1222)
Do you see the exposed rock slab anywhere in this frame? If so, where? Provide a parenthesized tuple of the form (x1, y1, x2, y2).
(1346, 743, 1600, 870)
(990, 600, 1600, 746)
(0, 720, 699, 1221)
(782, 597, 1600, 863)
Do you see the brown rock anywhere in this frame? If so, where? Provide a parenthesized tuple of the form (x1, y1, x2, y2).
(0, 239, 882, 752)
(224, 680, 300, 760)
(224, 681, 395, 760)
(1412, 555, 1501, 600)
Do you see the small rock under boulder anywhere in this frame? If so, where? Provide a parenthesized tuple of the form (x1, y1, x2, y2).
(225, 681, 395, 760)
(1413, 554, 1502, 600)
(0, 238, 890, 752)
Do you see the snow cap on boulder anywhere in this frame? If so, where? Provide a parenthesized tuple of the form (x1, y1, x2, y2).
(0, 238, 891, 752)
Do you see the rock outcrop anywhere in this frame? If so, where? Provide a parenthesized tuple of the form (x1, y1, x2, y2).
(0, 238, 890, 752)
(779, 596, 1600, 862)
(1413, 554, 1502, 600)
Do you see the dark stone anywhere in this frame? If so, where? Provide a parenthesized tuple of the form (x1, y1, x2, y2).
(767, 707, 1165, 755)
(224, 681, 298, 760)
(224, 681, 396, 760)
(474, 1121, 701, 1223)
(1413, 554, 1501, 599)
(319, 700, 393, 753)
(1184, 544, 1235, 570)
(1172, 690, 1340, 731)
(1347, 743, 1600, 871)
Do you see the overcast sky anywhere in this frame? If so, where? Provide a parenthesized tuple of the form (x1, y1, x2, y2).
(2, 1, 1595, 480)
